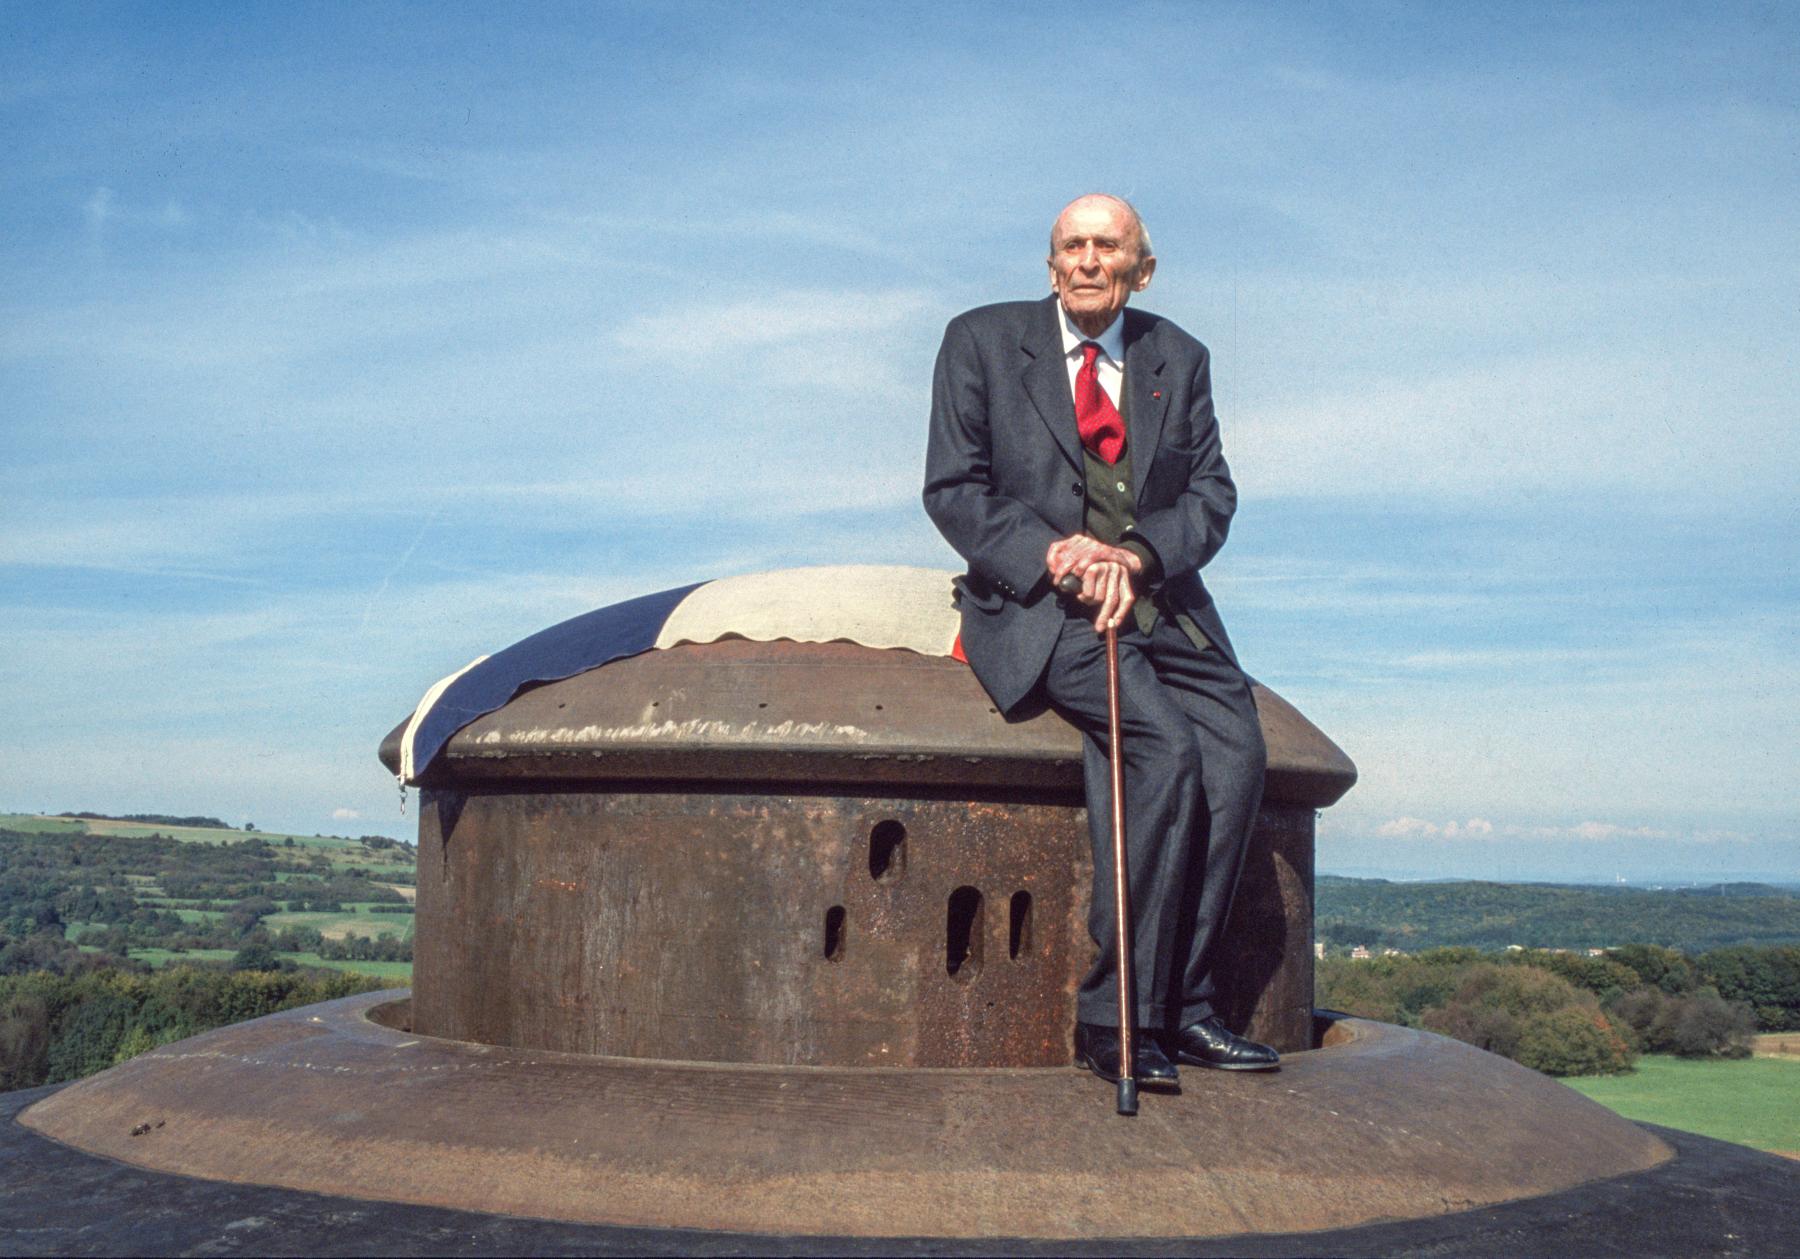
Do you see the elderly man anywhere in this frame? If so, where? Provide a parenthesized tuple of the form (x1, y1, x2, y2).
(923, 194, 1276, 1090)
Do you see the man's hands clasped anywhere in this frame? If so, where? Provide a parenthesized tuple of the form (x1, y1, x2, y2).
(1046, 535, 1142, 634)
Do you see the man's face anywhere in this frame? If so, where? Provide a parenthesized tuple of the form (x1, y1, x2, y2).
(1047, 198, 1155, 332)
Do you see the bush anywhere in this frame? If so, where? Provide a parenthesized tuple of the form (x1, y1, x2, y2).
(0, 965, 390, 1089)
(1451, 964, 1587, 1020)
(1666, 991, 1755, 1058)
(1314, 959, 1401, 1023)
(1607, 985, 1756, 1058)
(1515, 1007, 1636, 1076)
(1422, 1002, 1522, 1059)
(0, 994, 50, 1090)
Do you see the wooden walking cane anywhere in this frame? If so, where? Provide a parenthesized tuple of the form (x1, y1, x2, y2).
(1060, 573, 1138, 1116)
(1105, 618, 1138, 1116)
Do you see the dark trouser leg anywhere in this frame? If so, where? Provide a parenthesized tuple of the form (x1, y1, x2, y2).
(1146, 617, 1267, 1027)
(1042, 611, 1265, 1029)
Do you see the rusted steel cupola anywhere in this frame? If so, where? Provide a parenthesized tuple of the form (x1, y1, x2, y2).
(377, 564, 1356, 1065)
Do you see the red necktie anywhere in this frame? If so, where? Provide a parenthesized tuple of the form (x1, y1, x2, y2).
(1075, 341, 1126, 464)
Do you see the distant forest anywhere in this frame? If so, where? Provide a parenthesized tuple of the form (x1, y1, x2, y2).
(56, 812, 231, 829)
(1316, 875, 1800, 954)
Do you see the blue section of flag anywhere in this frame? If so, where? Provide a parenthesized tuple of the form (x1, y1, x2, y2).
(409, 581, 708, 778)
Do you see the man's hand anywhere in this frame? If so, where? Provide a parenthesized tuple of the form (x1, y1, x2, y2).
(1046, 535, 1141, 633)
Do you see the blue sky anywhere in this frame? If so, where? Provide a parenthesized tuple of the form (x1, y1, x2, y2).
(3, 2, 1795, 882)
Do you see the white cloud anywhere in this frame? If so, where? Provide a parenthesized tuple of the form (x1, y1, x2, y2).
(1367, 816, 1724, 844)
(331, 807, 360, 820)
(1376, 816, 1496, 839)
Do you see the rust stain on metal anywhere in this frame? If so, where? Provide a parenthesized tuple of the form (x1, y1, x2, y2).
(414, 783, 1315, 1065)
(387, 639, 1361, 1067)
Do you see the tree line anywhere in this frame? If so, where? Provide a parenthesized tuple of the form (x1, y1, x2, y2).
(56, 812, 232, 829)
(1317, 875, 1800, 954)
(0, 966, 388, 1090)
(1317, 943, 1800, 1075)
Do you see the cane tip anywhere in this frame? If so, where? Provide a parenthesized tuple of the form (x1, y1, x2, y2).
(1116, 1078, 1139, 1116)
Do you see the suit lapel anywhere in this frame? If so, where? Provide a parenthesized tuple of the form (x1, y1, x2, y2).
(1122, 311, 1170, 503)
(1021, 296, 1082, 471)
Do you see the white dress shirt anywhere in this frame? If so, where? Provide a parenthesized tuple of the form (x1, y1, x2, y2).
(1058, 301, 1126, 409)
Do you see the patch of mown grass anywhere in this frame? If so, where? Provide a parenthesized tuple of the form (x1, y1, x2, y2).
(1563, 1054, 1800, 1153)
(0, 815, 87, 835)
(263, 910, 407, 940)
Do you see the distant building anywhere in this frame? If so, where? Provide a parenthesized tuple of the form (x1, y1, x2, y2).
(1381, 947, 1405, 957)
(1505, 944, 1524, 952)
(1350, 945, 1372, 960)
(1314, 941, 1326, 960)
(1586, 948, 1607, 957)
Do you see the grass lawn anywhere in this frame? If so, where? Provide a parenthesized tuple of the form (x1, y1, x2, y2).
(264, 909, 408, 940)
(0, 815, 87, 835)
(1564, 1054, 1800, 1154)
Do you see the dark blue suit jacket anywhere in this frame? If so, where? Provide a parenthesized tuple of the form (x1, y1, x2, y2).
(923, 295, 1241, 716)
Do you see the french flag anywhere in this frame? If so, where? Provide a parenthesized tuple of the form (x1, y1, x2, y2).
(398, 565, 966, 782)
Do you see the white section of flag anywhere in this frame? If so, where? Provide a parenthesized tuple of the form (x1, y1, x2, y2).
(654, 565, 961, 657)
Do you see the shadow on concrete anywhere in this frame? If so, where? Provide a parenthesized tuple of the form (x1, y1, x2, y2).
(4, 1082, 1799, 1257)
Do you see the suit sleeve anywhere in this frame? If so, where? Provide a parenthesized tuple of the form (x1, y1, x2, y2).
(1128, 344, 1236, 582)
(922, 318, 1062, 600)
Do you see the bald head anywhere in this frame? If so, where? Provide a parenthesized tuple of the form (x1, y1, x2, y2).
(1049, 194, 1153, 261)
(1046, 193, 1157, 338)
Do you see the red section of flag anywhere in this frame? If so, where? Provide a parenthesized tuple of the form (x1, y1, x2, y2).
(951, 633, 968, 664)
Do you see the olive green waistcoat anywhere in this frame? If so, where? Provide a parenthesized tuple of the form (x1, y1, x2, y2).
(1081, 385, 1210, 650)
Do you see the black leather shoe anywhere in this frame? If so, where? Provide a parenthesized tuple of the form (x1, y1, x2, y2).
(1074, 1022, 1180, 1089)
(1170, 1016, 1280, 1071)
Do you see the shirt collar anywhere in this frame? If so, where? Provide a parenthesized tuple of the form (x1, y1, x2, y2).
(1057, 300, 1126, 367)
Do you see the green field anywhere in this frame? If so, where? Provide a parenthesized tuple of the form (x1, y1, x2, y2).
(1564, 1055, 1800, 1154)
(0, 814, 411, 875)
(127, 946, 412, 982)
(264, 908, 413, 941)
(1, 813, 343, 846)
